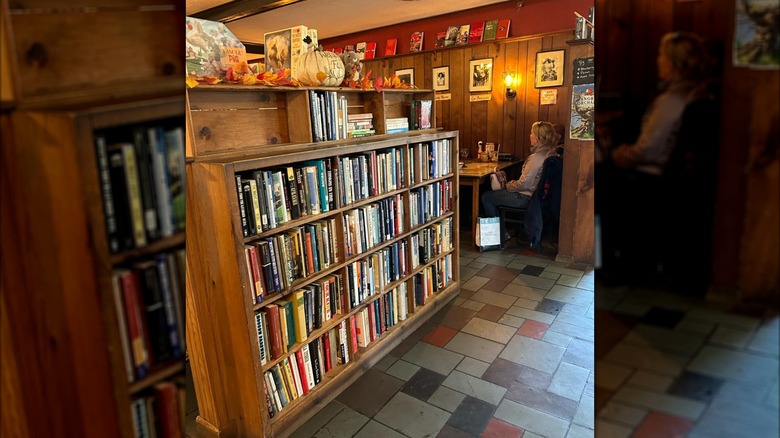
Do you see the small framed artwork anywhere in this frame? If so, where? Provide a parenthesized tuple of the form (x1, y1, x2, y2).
(535, 49, 565, 88)
(469, 58, 493, 92)
(433, 66, 449, 91)
(395, 68, 414, 86)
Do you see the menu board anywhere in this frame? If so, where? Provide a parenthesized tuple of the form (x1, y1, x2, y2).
(572, 57, 595, 85)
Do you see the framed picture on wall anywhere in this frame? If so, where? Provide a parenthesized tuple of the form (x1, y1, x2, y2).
(395, 68, 414, 86)
(469, 58, 493, 92)
(535, 49, 565, 88)
(433, 66, 449, 91)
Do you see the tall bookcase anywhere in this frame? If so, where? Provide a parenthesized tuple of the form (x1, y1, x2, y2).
(2, 89, 187, 438)
(187, 85, 461, 437)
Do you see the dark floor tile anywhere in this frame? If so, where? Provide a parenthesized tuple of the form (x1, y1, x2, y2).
(561, 338, 595, 371)
(390, 339, 416, 357)
(535, 298, 566, 316)
(436, 424, 475, 438)
(476, 265, 521, 283)
(641, 307, 686, 328)
(459, 288, 476, 300)
(447, 396, 496, 436)
(517, 365, 554, 390)
(482, 278, 509, 292)
(504, 382, 578, 420)
(475, 304, 506, 322)
(667, 371, 724, 403)
(482, 358, 526, 389)
(520, 265, 545, 276)
(336, 368, 405, 417)
(430, 302, 454, 324)
(594, 308, 641, 359)
(440, 305, 478, 331)
(401, 367, 448, 401)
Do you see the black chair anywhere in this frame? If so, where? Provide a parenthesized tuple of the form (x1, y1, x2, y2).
(499, 154, 563, 250)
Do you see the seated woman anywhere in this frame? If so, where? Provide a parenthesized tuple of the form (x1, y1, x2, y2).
(481, 121, 560, 219)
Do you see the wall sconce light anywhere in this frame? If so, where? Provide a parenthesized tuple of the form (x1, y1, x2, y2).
(503, 71, 518, 98)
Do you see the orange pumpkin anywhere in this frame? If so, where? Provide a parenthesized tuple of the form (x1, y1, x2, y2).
(296, 46, 345, 87)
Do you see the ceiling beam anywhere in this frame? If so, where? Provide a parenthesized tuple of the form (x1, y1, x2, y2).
(191, 0, 307, 23)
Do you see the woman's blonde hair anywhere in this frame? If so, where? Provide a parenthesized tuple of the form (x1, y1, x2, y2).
(660, 31, 706, 80)
(532, 121, 558, 147)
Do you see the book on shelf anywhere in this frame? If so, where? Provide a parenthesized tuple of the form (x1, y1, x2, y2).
(483, 20, 499, 40)
(496, 19, 511, 39)
(469, 21, 485, 43)
(444, 26, 459, 47)
(385, 38, 397, 56)
(263, 25, 317, 77)
(343, 44, 354, 53)
(456, 24, 470, 45)
(409, 31, 424, 52)
(355, 42, 367, 59)
(434, 31, 447, 49)
(364, 42, 377, 59)
(154, 382, 182, 438)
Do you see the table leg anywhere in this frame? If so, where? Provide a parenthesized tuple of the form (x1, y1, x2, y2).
(472, 179, 479, 247)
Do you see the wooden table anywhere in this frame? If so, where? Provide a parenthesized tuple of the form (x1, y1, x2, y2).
(459, 159, 523, 236)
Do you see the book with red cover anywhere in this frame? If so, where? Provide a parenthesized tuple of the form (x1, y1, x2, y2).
(322, 331, 333, 372)
(264, 304, 284, 360)
(364, 42, 377, 59)
(154, 382, 181, 438)
(332, 47, 343, 54)
(385, 38, 397, 56)
(348, 314, 359, 355)
(434, 31, 447, 49)
(409, 31, 424, 52)
(294, 349, 310, 394)
(496, 19, 511, 39)
(469, 21, 485, 43)
(119, 269, 149, 379)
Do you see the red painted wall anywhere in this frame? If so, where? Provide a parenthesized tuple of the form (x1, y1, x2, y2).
(320, 0, 593, 55)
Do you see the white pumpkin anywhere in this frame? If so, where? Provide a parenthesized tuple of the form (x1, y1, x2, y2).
(295, 46, 346, 87)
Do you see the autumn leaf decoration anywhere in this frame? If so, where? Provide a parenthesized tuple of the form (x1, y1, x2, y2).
(187, 63, 301, 88)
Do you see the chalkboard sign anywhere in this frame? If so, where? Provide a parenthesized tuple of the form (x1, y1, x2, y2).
(572, 57, 594, 85)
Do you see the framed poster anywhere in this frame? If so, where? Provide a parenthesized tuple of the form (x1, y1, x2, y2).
(433, 66, 450, 91)
(534, 49, 565, 88)
(395, 68, 414, 86)
(469, 58, 493, 92)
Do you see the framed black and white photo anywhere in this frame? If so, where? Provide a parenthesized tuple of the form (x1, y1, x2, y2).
(395, 68, 414, 86)
(535, 49, 565, 88)
(469, 58, 493, 92)
(433, 66, 449, 91)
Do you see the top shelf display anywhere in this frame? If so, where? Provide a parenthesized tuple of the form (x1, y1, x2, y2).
(186, 86, 435, 158)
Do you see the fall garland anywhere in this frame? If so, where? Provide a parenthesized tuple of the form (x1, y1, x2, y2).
(187, 63, 418, 92)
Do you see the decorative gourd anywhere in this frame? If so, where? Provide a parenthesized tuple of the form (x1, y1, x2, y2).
(295, 45, 345, 87)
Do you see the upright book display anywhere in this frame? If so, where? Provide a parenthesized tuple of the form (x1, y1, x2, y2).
(187, 84, 460, 437)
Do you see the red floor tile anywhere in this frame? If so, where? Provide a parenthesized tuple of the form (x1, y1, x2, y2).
(459, 288, 476, 299)
(516, 320, 549, 339)
(634, 411, 694, 438)
(481, 418, 523, 438)
(483, 278, 510, 292)
(422, 325, 458, 347)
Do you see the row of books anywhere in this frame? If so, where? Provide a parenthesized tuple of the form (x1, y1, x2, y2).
(414, 254, 454, 306)
(310, 90, 351, 142)
(256, 275, 346, 364)
(112, 249, 185, 382)
(410, 139, 454, 185)
(96, 124, 185, 254)
(409, 100, 433, 130)
(339, 148, 404, 206)
(263, 283, 410, 417)
(411, 218, 455, 269)
(236, 158, 335, 237)
(434, 19, 511, 49)
(243, 219, 340, 302)
(343, 195, 404, 258)
(386, 117, 409, 134)
(346, 242, 407, 308)
(410, 180, 454, 228)
(130, 380, 184, 438)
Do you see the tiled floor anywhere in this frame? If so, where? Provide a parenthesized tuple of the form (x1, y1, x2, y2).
(595, 282, 780, 438)
(288, 236, 596, 438)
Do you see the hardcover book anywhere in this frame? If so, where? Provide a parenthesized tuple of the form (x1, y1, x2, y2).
(496, 19, 511, 39)
(483, 20, 499, 40)
(469, 21, 485, 43)
(456, 25, 470, 45)
(385, 38, 397, 56)
(444, 26, 459, 47)
(263, 25, 317, 76)
(355, 42, 367, 59)
(434, 31, 447, 49)
(364, 42, 377, 59)
(409, 31, 424, 52)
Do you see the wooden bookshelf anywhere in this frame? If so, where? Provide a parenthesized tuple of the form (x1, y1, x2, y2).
(4, 95, 187, 438)
(187, 85, 459, 437)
